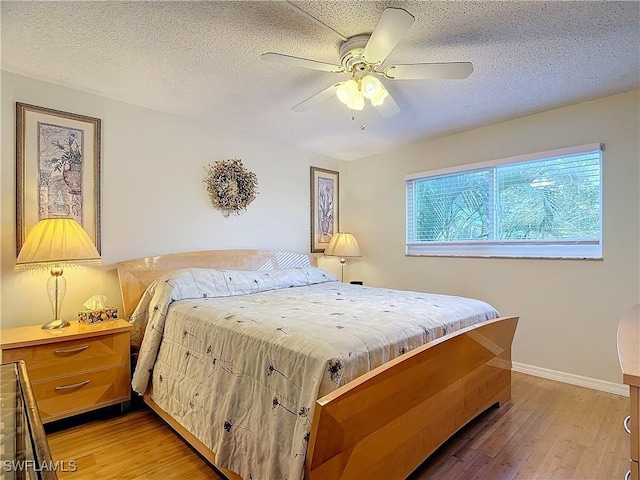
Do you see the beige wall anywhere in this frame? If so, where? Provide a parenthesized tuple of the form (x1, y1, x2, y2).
(0, 72, 344, 328)
(2, 71, 637, 385)
(344, 90, 640, 384)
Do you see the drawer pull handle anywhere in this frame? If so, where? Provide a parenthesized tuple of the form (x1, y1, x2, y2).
(623, 415, 631, 434)
(55, 380, 90, 391)
(54, 345, 89, 355)
(624, 469, 630, 480)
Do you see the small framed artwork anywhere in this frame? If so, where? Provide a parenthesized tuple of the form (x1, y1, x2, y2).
(16, 102, 101, 255)
(310, 166, 339, 253)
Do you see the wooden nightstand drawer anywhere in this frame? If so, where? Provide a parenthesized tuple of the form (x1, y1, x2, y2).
(33, 364, 130, 423)
(2, 331, 130, 382)
(1, 320, 133, 423)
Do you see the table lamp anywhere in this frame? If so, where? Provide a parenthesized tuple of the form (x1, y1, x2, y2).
(15, 218, 101, 329)
(324, 232, 361, 282)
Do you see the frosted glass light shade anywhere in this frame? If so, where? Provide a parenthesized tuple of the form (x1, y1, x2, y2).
(370, 88, 389, 106)
(337, 79, 365, 110)
(361, 75, 388, 106)
(361, 75, 382, 98)
(15, 218, 101, 271)
(348, 90, 365, 110)
(336, 79, 359, 105)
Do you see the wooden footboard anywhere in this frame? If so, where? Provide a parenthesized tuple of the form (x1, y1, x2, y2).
(306, 315, 519, 480)
(142, 315, 517, 480)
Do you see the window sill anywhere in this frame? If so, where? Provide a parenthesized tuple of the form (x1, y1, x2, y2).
(406, 243, 602, 259)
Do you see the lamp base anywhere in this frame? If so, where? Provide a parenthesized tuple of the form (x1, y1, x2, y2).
(41, 318, 70, 330)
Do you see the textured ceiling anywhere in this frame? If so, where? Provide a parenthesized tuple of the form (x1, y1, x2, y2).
(2, 1, 639, 160)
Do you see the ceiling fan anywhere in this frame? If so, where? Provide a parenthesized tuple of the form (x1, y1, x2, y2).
(261, 4, 474, 118)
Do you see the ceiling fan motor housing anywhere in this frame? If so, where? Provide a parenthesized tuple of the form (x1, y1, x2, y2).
(340, 35, 373, 73)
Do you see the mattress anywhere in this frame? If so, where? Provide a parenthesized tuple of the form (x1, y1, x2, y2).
(130, 267, 499, 480)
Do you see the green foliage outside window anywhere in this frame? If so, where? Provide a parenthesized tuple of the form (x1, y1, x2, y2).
(412, 153, 600, 243)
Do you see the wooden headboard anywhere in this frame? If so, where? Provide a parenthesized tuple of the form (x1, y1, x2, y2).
(116, 249, 316, 319)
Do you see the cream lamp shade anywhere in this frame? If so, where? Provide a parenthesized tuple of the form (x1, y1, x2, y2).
(324, 232, 361, 258)
(15, 218, 101, 329)
(15, 218, 101, 271)
(324, 233, 361, 282)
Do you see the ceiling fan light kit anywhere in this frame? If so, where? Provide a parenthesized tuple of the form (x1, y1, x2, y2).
(336, 74, 389, 110)
(262, 6, 474, 117)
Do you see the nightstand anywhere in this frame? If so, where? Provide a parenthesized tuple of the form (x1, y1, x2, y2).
(0, 320, 132, 424)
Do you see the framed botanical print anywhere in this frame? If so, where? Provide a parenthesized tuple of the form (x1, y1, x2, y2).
(16, 102, 101, 255)
(310, 166, 339, 253)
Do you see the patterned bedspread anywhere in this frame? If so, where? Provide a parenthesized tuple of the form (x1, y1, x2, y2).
(131, 267, 499, 480)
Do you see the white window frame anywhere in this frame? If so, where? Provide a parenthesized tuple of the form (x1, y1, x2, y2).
(406, 143, 603, 259)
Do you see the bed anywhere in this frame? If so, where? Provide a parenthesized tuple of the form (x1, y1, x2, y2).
(117, 249, 518, 480)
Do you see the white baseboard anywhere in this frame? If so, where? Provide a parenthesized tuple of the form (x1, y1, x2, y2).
(512, 362, 629, 397)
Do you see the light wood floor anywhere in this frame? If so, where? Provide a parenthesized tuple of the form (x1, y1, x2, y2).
(46, 372, 630, 480)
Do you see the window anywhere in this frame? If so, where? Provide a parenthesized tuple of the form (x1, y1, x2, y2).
(406, 144, 602, 259)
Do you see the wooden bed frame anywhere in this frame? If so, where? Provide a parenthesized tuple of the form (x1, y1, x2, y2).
(117, 249, 518, 480)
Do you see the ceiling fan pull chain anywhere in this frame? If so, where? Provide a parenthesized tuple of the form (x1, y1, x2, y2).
(285, 1, 348, 41)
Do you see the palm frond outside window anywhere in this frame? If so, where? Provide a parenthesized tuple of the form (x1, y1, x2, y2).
(406, 144, 602, 259)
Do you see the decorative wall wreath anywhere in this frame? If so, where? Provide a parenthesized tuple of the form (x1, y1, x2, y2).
(203, 158, 258, 217)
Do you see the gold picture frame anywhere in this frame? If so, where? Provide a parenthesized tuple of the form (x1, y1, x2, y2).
(310, 166, 339, 253)
(16, 102, 101, 255)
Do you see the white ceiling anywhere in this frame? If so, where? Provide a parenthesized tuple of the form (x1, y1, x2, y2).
(2, 1, 639, 160)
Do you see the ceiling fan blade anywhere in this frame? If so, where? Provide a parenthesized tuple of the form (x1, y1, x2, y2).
(362, 8, 415, 66)
(292, 83, 340, 112)
(384, 62, 474, 80)
(261, 53, 344, 73)
(284, 1, 347, 41)
(375, 91, 400, 118)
